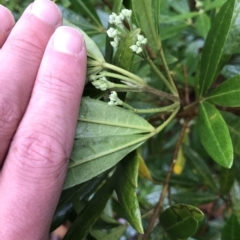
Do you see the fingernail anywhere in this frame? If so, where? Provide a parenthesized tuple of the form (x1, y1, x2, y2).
(52, 27, 84, 55)
(30, 0, 62, 27)
(0, 5, 15, 33)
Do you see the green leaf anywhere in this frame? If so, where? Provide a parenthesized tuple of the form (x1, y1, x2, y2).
(172, 192, 218, 205)
(64, 98, 153, 189)
(221, 111, 240, 157)
(51, 173, 107, 232)
(219, 167, 236, 195)
(198, 102, 233, 168)
(204, 0, 226, 11)
(152, 0, 161, 38)
(230, 181, 240, 223)
(114, 28, 140, 71)
(195, 12, 211, 39)
(63, 19, 105, 62)
(115, 151, 143, 233)
(90, 225, 127, 240)
(207, 75, 240, 107)
(113, 0, 123, 13)
(160, 23, 188, 41)
(160, 204, 204, 239)
(131, 0, 161, 50)
(63, 174, 115, 240)
(160, 12, 199, 24)
(72, 0, 102, 29)
(198, 0, 235, 96)
(183, 146, 218, 192)
(168, 0, 189, 13)
(120, 151, 139, 188)
(221, 214, 240, 240)
(75, 97, 154, 138)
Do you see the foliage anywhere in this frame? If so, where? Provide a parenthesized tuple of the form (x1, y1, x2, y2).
(7, 0, 240, 239)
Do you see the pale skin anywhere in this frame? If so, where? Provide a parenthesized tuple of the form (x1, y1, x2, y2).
(0, 0, 87, 239)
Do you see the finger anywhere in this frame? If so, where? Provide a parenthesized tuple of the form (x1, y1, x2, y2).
(0, 26, 86, 239)
(0, 0, 62, 164)
(0, 5, 15, 47)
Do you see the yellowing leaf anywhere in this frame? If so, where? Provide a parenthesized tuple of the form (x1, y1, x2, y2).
(173, 146, 186, 175)
(138, 153, 153, 181)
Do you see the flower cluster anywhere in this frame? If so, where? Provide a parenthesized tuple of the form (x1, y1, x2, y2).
(130, 34, 148, 54)
(108, 91, 123, 106)
(106, 28, 121, 48)
(107, 9, 133, 48)
(109, 9, 132, 27)
(89, 75, 114, 91)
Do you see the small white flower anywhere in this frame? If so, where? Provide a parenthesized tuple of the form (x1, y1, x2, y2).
(89, 75, 96, 81)
(136, 48, 143, 54)
(108, 91, 123, 106)
(107, 27, 118, 38)
(136, 41, 141, 47)
(109, 13, 117, 24)
(130, 45, 138, 52)
(121, 9, 132, 18)
(196, 0, 203, 8)
(109, 91, 118, 101)
(137, 34, 147, 45)
(137, 35, 145, 41)
(118, 13, 124, 20)
(141, 38, 147, 44)
(110, 41, 119, 48)
(114, 36, 121, 44)
(108, 101, 116, 106)
(114, 15, 124, 27)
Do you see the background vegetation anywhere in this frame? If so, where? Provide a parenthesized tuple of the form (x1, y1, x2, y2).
(2, 0, 240, 239)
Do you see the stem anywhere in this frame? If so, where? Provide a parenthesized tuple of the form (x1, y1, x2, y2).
(122, 102, 179, 114)
(99, 71, 141, 86)
(159, 48, 178, 93)
(144, 85, 180, 103)
(145, 57, 176, 95)
(155, 106, 180, 134)
(87, 66, 102, 75)
(111, 83, 141, 91)
(102, 62, 146, 85)
(183, 100, 200, 111)
(142, 118, 189, 240)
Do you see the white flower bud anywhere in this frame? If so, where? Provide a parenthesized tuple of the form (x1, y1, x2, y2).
(110, 41, 119, 48)
(89, 75, 96, 81)
(136, 47, 143, 54)
(130, 45, 138, 52)
(137, 35, 145, 41)
(114, 15, 124, 27)
(108, 101, 116, 106)
(121, 9, 132, 18)
(114, 36, 121, 44)
(109, 91, 118, 101)
(136, 41, 141, 47)
(141, 38, 147, 44)
(109, 13, 117, 24)
(107, 27, 118, 38)
(99, 83, 108, 91)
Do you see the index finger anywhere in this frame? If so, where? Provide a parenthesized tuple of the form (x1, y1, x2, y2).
(0, 26, 86, 239)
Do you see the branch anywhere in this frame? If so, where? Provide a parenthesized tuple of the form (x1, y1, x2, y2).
(142, 119, 190, 240)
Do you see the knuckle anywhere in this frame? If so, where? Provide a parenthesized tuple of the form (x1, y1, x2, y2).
(38, 70, 78, 99)
(0, 96, 21, 133)
(12, 130, 68, 179)
(5, 31, 44, 63)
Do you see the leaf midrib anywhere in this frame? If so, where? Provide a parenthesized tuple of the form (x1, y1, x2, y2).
(68, 134, 151, 168)
(201, 103, 228, 163)
(78, 118, 154, 132)
(200, 2, 233, 96)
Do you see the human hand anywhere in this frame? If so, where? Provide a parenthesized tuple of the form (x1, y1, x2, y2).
(0, 0, 86, 239)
